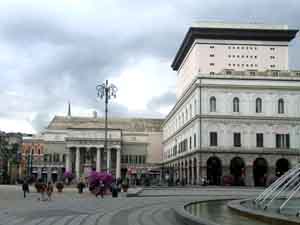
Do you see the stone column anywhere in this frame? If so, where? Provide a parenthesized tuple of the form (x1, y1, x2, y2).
(107, 148, 111, 173)
(116, 148, 121, 178)
(65, 150, 70, 172)
(178, 161, 182, 182)
(96, 148, 101, 172)
(75, 147, 80, 179)
(187, 160, 190, 185)
(197, 155, 201, 185)
(191, 160, 195, 185)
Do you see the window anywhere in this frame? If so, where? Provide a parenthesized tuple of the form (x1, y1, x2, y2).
(256, 98, 262, 113)
(138, 155, 142, 164)
(209, 63, 215, 66)
(142, 155, 146, 164)
(62, 154, 66, 163)
(233, 133, 241, 147)
(276, 134, 290, 148)
(209, 96, 216, 112)
(270, 56, 275, 59)
(278, 99, 284, 114)
(189, 104, 192, 119)
(226, 70, 232, 75)
(189, 136, 192, 149)
(233, 97, 239, 112)
(270, 47, 275, 51)
(185, 108, 188, 121)
(210, 72, 215, 75)
(194, 133, 197, 148)
(210, 46, 214, 49)
(250, 71, 256, 76)
(210, 132, 218, 146)
(256, 133, 264, 147)
(210, 54, 215, 57)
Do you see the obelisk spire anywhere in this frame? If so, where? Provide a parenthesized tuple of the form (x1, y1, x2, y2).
(68, 101, 71, 117)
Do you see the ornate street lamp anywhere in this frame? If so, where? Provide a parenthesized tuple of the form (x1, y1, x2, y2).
(96, 80, 117, 172)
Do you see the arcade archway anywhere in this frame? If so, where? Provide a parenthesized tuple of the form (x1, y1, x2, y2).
(253, 158, 268, 187)
(207, 156, 222, 185)
(230, 157, 245, 186)
(276, 158, 290, 177)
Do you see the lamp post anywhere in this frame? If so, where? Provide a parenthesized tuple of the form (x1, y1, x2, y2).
(96, 80, 117, 173)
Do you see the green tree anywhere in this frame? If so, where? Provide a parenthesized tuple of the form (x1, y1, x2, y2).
(0, 138, 19, 184)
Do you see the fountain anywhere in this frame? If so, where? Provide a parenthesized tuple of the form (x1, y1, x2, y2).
(174, 165, 300, 225)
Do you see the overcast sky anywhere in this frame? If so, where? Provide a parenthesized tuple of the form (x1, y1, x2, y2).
(0, 0, 299, 133)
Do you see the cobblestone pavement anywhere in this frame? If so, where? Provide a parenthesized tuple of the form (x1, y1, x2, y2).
(0, 185, 263, 225)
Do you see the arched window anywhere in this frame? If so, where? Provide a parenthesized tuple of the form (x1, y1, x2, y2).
(278, 98, 284, 114)
(190, 104, 192, 119)
(256, 98, 262, 113)
(209, 96, 216, 112)
(233, 97, 239, 112)
(194, 99, 197, 115)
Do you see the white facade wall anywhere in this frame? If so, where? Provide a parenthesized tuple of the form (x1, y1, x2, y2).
(163, 76, 300, 162)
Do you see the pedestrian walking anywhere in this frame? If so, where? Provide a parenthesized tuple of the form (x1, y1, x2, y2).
(22, 179, 29, 198)
(46, 182, 54, 201)
(111, 182, 118, 198)
(39, 182, 47, 201)
(96, 180, 105, 198)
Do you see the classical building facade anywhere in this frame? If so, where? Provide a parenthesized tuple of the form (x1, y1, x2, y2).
(162, 22, 300, 186)
(30, 113, 163, 182)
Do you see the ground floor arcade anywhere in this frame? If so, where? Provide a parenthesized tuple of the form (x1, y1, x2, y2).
(162, 150, 299, 186)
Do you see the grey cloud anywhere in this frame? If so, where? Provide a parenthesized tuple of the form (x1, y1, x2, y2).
(0, 0, 299, 132)
(147, 92, 176, 110)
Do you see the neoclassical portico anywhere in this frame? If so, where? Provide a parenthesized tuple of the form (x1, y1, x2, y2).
(64, 128, 122, 179)
(65, 144, 121, 179)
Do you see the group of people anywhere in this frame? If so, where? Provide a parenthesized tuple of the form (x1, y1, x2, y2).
(36, 181, 54, 201)
(22, 178, 54, 201)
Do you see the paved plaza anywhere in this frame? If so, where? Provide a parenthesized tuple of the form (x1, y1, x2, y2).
(0, 185, 264, 225)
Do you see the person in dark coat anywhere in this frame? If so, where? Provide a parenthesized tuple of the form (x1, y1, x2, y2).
(22, 179, 29, 198)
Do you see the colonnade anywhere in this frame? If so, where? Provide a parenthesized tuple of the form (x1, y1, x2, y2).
(65, 146, 121, 179)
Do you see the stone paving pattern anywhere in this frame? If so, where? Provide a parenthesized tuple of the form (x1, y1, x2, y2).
(0, 185, 262, 225)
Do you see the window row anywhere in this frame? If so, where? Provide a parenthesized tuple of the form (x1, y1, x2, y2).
(228, 63, 258, 68)
(168, 133, 197, 158)
(228, 55, 257, 59)
(228, 46, 258, 50)
(43, 153, 61, 163)
(121, 155, 146, 165)
(209, 97, 285, 114)
(209, 132, 290, 148)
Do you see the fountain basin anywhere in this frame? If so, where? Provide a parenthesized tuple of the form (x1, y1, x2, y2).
(228, 199, 300, 225)
(173, 198, 300, 225)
